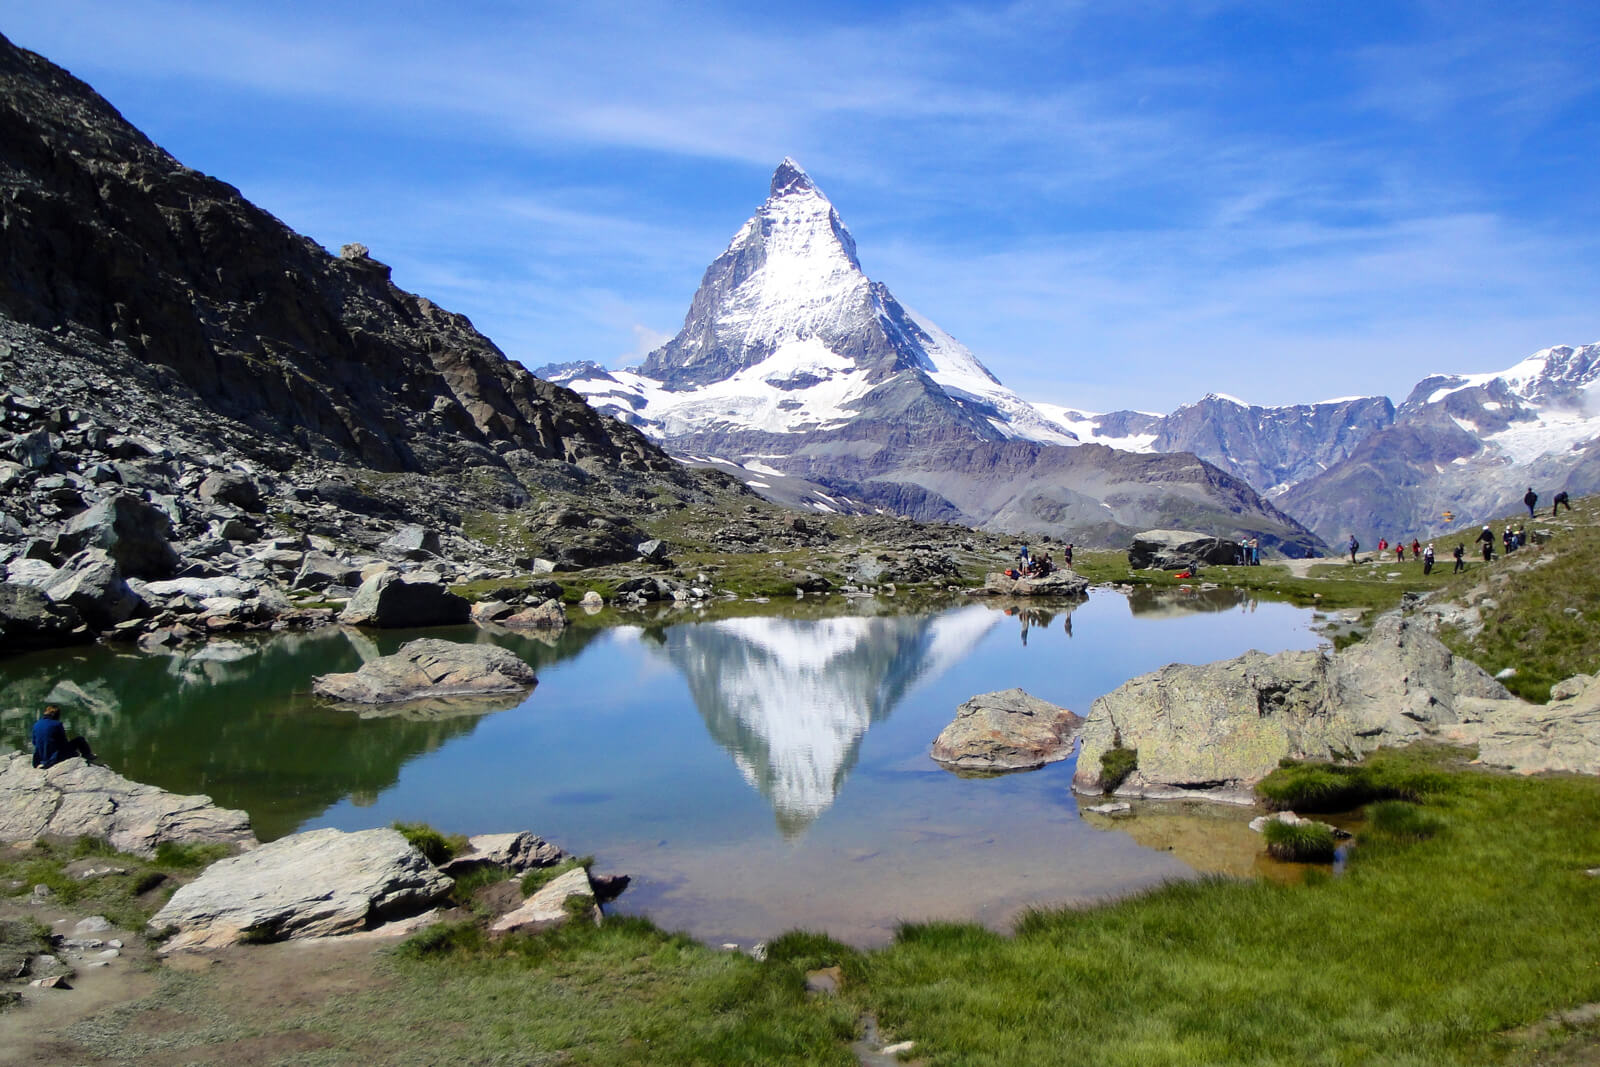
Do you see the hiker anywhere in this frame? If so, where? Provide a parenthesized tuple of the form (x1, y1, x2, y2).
(1477, 524, 1495, 562)
(1504, 526, 1515, 555)
(1347, 535, 1360, 563)
(1525, 487, 1538, 518)
(1453, 543, 1465, 573)
(31, 705, 95, 769)
(1516, 523, 1526, 549)
(1422, 543, 1435, 575)
(1553, 490, 1571, 515)
(1250, 538, 1261, 566)
(1377, 537, 1388, 553)
(1396, 543, 1405, 562)
(1064, 544, 1074, 568)
(1410, 538, 1421, 559)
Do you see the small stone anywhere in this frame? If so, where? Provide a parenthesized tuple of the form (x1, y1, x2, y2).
(805, 966, 842, 995)
(74, 916, 113, 934)
(1086, 802, 1131, 816)
(29, 975, 71, 989)
(882, 1041, 915, 1055)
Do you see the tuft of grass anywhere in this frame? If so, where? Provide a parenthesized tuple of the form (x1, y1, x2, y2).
(1364, 800, 1448, 843)
(1262, 819, 1340, 862)
(1100, 746, 1138, 793)
(396, 919, 487, 960)
(391, 822, 469, 866)
(152, 841, 232, 870)
(519, 855, 593, 896)
(446, 863, 511, 908)
(1256, 751, 1449, 812)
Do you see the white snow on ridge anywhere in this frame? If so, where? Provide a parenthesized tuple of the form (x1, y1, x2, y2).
(1031, 403, 1160, 452)
(1484, 409, 1600, 465)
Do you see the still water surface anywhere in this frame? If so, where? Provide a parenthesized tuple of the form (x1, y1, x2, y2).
(0, 587, 1322, 945)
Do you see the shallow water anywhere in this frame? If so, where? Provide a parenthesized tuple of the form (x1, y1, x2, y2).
(0, 587, 1323, 945)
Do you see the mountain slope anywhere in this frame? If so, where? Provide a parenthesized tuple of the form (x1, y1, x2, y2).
(1281, 344, 1600, 541)
(0, 30, 680, 487)
(547, 160, 1325, 554)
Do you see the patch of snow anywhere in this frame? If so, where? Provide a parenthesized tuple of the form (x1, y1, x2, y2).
(1483, 409, 1600, 465)
(742, 460, 785, 477)
(744, 480, 771, 488)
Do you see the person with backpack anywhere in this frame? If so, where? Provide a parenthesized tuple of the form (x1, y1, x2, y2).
(1525, 487, 1539, 518)
(1453, 543, 1466, 573)
(1347, 535, 1360, 563)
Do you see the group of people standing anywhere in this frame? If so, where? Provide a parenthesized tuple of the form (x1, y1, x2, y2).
(1349, 485, 1568, 573)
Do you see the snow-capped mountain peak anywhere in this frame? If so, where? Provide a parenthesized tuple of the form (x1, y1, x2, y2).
(564, 158, 1073, 446)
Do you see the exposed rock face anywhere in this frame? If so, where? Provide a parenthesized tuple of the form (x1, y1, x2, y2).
(148, 827, 452, 952)
(501, 599, 569, 630)
(0, 752, 256, 856)
(931, 688, 1084, 772)
(440, 831, 565, 877)
(489, 866, 600, 936)
(339, 573, 470, 628)
(1128, 530, 1244, 571)
(1072, 613, 1512, 796)
(0, 581, 85, 651)
(312, 637, 536, 705)
(977, 570, 1090, 597)
(1440, 673, 1600, 776)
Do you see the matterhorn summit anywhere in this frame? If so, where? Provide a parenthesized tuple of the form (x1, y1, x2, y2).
(553, 157, 1072, 445)
(543, 159, 1324, 554)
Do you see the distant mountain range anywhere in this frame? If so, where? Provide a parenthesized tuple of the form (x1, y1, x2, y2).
(543, 159, 1597, 548)
(539, 160, 1324, 556)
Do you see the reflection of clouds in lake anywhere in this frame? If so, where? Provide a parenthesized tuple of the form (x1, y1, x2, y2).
(648, 607, 999, 834)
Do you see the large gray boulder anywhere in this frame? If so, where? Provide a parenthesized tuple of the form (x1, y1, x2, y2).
(1128, 530, 1243, 571)
(148, 827, 452, 952)
(43, 549, 143, 629)
(197, 471, 264, 513)
(381, 525, 441, 559)
(56, 494, 179, 579)
(312, 637, 537, 705)
(1072, 612, 1511, 797)
(500, 598, 568, 630)
(0, 582, 86, 652)
(0, 753, 256, 857)
(931, 688, 1084, 772)
(339, 572, 470, 627)
(441, 831, 565, 877)
(978, 570, 1090, 597)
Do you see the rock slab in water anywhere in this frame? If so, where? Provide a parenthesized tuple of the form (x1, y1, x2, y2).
(339, 572, 470, 628)
(931, 688, 1085, 772)
(1128, 530, 1243, 571)
(312, 637, 536, 705)
(0, 753, 256, 857)
(490, 867, 600, 936)
(150, 826, 452, 952)
(978, 570, 1090, 597)
(1072, 612, 1513, 797)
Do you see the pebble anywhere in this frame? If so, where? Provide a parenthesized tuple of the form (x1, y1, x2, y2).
(882, 1041, 916, 1055)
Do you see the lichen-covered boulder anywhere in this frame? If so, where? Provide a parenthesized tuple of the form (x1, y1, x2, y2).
(931, 688, 1084, 772)
(1128, 530, 1242, 571)
(0, 753, 256, 856)
(978, 571, 1090, 597)
(149, 827, 451, 952)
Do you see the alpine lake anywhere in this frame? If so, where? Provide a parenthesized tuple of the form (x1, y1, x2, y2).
(0, 586, 1326, 947)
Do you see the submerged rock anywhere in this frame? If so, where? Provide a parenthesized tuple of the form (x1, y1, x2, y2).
(149, 827, 452, 952)
(931, 688, 1084, 772)
(0, 753, 256, 856)
(312, 637, 537, 705)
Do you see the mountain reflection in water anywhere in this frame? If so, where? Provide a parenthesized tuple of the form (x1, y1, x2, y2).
(641, 607, 1003, 834)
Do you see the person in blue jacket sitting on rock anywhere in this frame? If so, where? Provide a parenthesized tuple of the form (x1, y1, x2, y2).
(31, 705, 96, 769)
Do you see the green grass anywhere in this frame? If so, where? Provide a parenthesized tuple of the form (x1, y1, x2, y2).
(855, 747, 1600, 1065)
(1261, 819, 1339, 862)
(1433, 499, 1600, 702)
(1254, 755, 1448, 812)
(391, 822, 468, 866)
(1099, 746, 1138, 793)
(1364, 800, 1448, 844)
(0, 837, 244, 934)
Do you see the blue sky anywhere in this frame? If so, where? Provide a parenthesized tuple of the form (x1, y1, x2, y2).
(3, 1, 1597, 411)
